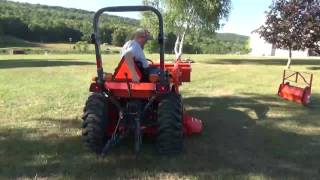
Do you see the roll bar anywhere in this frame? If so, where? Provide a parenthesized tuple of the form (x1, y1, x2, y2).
(92, 6, 165, 85)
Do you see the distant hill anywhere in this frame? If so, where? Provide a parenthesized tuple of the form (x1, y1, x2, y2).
(0, 0, 140, 26)
(0, 0, 140, 43)
(216, 33, 249, 43)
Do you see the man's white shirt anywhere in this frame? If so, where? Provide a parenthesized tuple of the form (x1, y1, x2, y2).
(121, 40, 149, 68)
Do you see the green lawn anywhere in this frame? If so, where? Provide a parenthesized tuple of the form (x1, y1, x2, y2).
(0, 36, 120, 53)
(0, 54, 320, 179)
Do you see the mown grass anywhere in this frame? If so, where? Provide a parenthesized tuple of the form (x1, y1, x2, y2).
(38, 43, 121, 53)
(0, 36, 120, 54)
(0, 54, 320, 180)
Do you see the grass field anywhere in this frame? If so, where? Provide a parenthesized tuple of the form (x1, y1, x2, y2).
(0, 36, 120, 53)
(0, 54, 320, 179)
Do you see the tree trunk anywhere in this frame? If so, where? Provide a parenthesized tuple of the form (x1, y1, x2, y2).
(177, 31, 186, 59)
(174, 31, 186, 60)
(174, 35, 180, 56)
(286, 48, 292, 69)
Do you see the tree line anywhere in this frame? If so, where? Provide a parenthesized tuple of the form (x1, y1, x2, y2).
(0, 0, 250, 54)
(0, 0, 139, 43)
(145, 32, 250, 54)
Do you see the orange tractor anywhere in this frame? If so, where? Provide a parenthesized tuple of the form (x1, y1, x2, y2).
(82, 6, 202, 157)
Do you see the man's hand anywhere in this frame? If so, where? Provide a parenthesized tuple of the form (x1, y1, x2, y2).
(146, 58, 154, 65)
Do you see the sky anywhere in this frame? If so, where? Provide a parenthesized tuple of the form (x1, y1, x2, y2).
(11, 0, 273, 36)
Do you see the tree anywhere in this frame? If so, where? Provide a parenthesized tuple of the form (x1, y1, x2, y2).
(141, 0, 163, 37)
(167, 0, 230, 59)
(142, 0, 231, 58)
(165, 32, 177, 53)
(100, 26, 113, 44)
(0, 17, 29, 39)
(112, 28, 129, 47)
(256, 0, 320, 69)
(0, 22, 3, 34)
(75, 41, 89, 52)
(145, 40, 159, 53)
(164, 0, 231, 32)
(79, 22, 92, 42)
(300, 1, 320, 55)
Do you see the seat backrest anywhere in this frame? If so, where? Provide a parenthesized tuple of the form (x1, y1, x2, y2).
(113, 52, 142, 81)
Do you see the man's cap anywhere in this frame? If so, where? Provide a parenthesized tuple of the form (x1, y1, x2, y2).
(134, 28, 153, 40)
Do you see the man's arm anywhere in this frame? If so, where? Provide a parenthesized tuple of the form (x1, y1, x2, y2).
(132, 41, 149, 68)
(124, 52, 140, 82)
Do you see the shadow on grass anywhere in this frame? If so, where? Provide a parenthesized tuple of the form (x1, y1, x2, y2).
(309, 93, 320, 109)
(308, 66, 320, 70)
(202, 58, 320, 66)
(0, 94, 320, 179)
(0, 59, 94, 69)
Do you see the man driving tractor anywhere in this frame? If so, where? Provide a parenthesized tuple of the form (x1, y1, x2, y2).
(120, 28, 153, 82)
(83, 6, 202, 156)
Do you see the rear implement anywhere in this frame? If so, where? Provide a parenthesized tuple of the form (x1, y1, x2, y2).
(278, 69, 313, 105)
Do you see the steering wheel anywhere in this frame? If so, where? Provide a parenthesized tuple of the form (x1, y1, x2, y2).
(146, 59, 154, 65)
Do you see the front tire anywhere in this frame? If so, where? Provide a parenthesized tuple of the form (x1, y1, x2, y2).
(82, 93, 110, 154)
(156, 93, 184, 155)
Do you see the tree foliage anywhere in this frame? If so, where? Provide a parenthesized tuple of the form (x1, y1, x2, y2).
(164, 0, 231, 33)
(75, 41, 89, 52)
(0, 0, 139, 43)
(112, 28, 129, 47)
(0, 0, 250, 54)
(142, 0, 231, 56)
(141, 0, 163, 36)
(256, 0, 320, 67)
(145, 40, 159, 53)
(142, 0, 230, 33)
(145, 31, 250, 54)
(144, 32, 177, 53)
